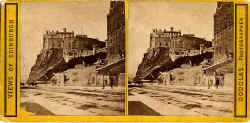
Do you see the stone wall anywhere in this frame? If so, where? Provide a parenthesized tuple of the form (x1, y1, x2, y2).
(150, 27, 181, 49)
(171, 35, 212, 51)
(107, 1, 125, 64)
(213, 2, 234, 64)
(42, 28, 105, 62)
(149, 28, 211, 51)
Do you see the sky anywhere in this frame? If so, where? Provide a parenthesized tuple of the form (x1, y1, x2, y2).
(21, 1, 109, 82)
(128, 1, 217, 77)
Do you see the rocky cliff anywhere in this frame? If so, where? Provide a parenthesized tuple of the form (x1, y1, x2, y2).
(135, 47, 173, 80)
(27, 49, 67, 84)
(135, 47, 213, 80)
(27, 48, 107, 84)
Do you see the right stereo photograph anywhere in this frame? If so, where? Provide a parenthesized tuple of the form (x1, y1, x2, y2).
(128, 1, 234, 116)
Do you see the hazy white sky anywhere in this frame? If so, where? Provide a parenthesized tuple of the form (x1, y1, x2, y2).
(128, 1, 217, 77)
(21, 1, 109, 81)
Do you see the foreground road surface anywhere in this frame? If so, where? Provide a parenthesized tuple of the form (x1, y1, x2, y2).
(21, 86, 125, 115)
(128, 84, 233, 116)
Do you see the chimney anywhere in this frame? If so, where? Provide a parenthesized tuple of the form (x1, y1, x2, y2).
(164, 28, 166, 33)
(63, 28, 67, 32)
(111, 1, 115, 8)
(170, 27, 174, 32)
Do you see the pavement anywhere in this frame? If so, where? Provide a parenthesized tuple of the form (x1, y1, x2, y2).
(128, 101, 161, 115)
(21, 86, 125, 115)
(21, 84, 233, 116)
(128, 84, 233, 116)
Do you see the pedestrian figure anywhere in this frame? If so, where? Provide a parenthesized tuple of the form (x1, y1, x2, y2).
(159, 72, 168, 85)
(119, 49, 123, 59)
(103, 79, 105, 89)
(207, 75, 212, 89)
(220, 75, 224, 88)
(215, 77, 219, 89)
(164, 72, 169, 85)
(215, 71, 220, 89)
(196, 72, 201, 85)
(163, 72, 167, 85)
(169, 72, 173, 85)
(110, 75, 114, 89)
(159, 72, 164, 85)
(205, 71, 210, 89)
(207, 72, 214, 89)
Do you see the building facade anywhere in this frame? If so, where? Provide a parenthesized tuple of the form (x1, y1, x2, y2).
(149, 27, 212, 54)
(94, 1, 125, 88)
(171, 34, 212, 52)
(43, 28, 74, 50)
(213, 2, 234, 64)
(150, 27, 181, 49)
(106, 1, 125, 64)
(42, 28, 105, 62)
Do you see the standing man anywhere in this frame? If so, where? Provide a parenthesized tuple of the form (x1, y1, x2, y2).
(221, 74, 224, 88)
(207, 71, 215, 89)
(159, 72, 165, 85)
(215, 71, 219, 89)
(163, 72, 168, 85)
(110, 74, 114, 89)
(169, 72, 173, 85)
(103, 72, 105, 89)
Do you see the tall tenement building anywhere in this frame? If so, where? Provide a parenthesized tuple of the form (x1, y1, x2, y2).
(106, 1, 125, 64)
(94, 1, 125, 87)
(213, 2, 234, 64)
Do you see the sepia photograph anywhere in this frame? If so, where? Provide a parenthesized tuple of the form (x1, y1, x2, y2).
(20, 0, 125, 115)
(128, 1, 234, 116)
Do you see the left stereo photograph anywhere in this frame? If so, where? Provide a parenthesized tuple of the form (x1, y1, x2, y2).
(20, 0, 125, 116)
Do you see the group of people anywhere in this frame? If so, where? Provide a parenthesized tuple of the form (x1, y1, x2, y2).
(102, 73, 115, 89)
(206, 71, 224, 89)
(158, 70, 225, 89)
(158, 72, 173, 85)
